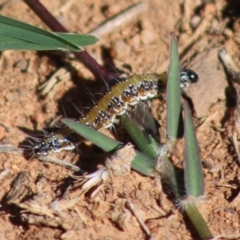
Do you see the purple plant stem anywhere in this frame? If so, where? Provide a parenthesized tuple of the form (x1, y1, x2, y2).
(23, 0, 115, 81)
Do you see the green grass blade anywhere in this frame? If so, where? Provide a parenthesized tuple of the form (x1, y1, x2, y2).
(157, 156, 212, 238)
(184, 101, 204, 197)
(121, 114, 160, 159)
(56, 33, 98, 46)
(166, 35, 183, 140)
(0, 34, 53, 50)
(131, 151, 156, 177)
(61, 119, 122, 152)
(184, 203, 213, 239)
(61, 119, 156, 176)
(157, 155, 185, 198)
(0, 15, 98, 51)
(128, 102, 160, 140)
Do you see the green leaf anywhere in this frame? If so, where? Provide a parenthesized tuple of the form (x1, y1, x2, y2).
(0, 15, 98, 51)
(121, 114, 159, 159)
(0, 34, 56, 50)
(183, 203, 213, 239)
(131, 151, 156, 177)
(184, 101, 204, 197)
(56, 33, 98, 46)
(61, 118, 157, 176)
(61, 119, 122, 152)
(158, 155, 185, 198)
(128, 102, 160, 142)
(166, 35, 182, 140)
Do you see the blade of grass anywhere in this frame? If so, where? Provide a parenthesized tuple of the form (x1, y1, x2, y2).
(183, 203, 213, 239)
(184, 101, 204, 197)
(167, 35, 183, 140)
(128, 102, 160, 142)
(157, 155, 185, 199)
(131, 151, 156, 177)
(157, 155, 212, 239)
(0, 15, 98, 51)
(62, 119, 157, 176)
(0, 35, 52, 50)
(121, 114, 160, 159)
(61, 119, 122, 152)
(56, 33, 98, 47)
(161, 37, 211, 239)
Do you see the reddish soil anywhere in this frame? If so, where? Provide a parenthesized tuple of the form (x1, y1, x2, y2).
(0, 0, 240, 239)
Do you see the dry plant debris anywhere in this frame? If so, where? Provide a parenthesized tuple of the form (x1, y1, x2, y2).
(1, 0, 240, 239)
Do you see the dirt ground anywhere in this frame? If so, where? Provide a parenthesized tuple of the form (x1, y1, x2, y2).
(0, 0, 240, 239)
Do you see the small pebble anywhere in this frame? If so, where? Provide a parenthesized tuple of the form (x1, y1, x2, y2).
(14, 59, 28, 72)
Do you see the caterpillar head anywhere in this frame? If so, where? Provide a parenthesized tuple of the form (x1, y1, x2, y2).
(180, 69, 198, 88)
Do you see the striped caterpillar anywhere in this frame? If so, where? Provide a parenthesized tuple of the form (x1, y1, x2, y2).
(33, 69, 198, 156)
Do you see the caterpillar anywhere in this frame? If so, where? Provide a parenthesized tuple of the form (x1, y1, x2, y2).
(32, 69, 198, 156)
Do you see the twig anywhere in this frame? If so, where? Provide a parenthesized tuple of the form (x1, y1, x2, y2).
(219, 48, 240, 163)
(89, 2, 148, 37)
(219, 48, 240, 75)
(6, 171, 28, 203)
(157, 13, 214, 74)
(126, 200, 152, 239)
(0, 144, 24, 155)
(213, 233, 240, 240)
(23, 0, 115, 81)
(0, 169, 11, 181)
(181, 0, 195, 33)
(0, 144, 80, 172)
(38, 156, 81, 172)
(179, 9, 214, 58)
(39, 66, 71, 97)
